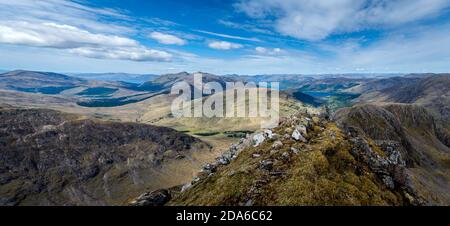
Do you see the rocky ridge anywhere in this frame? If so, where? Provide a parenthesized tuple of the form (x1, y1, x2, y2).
(130, 106, 443, 206)
(334, 104, 450, 205)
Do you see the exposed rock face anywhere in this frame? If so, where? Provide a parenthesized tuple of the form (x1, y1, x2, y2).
(334, 104, 450, 205)
(292, 129, 306, 142)
(259, 160, 274, 171)
(129, 189, 171, 206)
(0, 108, 210, 206)
(349, 137, 408, 190)
(252, 133, 266, 147)
(290, 147, 300, 154)
(295, 125, 308, 136)
(272, 141, 283, 149)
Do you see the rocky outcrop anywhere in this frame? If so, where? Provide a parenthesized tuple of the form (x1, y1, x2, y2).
(334, 104, 450, 205)
(349, 137, 410, 192)
(129, 189, 171, 206)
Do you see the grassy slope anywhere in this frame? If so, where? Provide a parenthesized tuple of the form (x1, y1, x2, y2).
(141, 90, 315, 132)
(169, 117, 404, 206)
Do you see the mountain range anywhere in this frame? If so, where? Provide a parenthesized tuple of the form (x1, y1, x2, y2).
(0, 69, 448, 206)
(69, 73, 158, 84)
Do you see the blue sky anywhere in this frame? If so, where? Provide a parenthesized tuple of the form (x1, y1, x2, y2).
(0, 0, 450, 75)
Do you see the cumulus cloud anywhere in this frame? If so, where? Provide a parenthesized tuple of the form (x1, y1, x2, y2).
(0, 21, 172, 62)
(0, 21, 138, 49)
(149, 32, 187, 45)
(208, 41, 243, 50)
(0, 0, 173, 62)
(235, 0, 450, 41)
(255, 47, 284, 55)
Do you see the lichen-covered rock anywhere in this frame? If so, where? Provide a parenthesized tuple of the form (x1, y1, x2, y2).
(272, 140, 283, 149)
(292, 129, 307, 142)
(252, 153, 262, 158)
(217, 156, 230, 165)
(290, 147, 300, 154)
(181, 183, 192, 192)
(295, 124, 307, 135)
(129, 189, 171, 206)
(281, 152, 290, 161)
(264, 130, 274, 139)
(202, 163, 217, 173)
(260, 160, 274, 171)
(253, 133, 266, 147)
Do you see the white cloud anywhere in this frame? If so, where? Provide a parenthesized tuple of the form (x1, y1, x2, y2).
(333, 25, 450, 71)
(195, 30, 261, 42)
(69, 46, 172, 62)
(0, 21, 137, 49)
(0, 0, 173, 62)
(0, 0, 133, 34)
(236, 0, 450, 41)
(255, 47, 284, 55)
(208, 41, 243, 50)
(218, 20, 274, 35)
(179, 22, 450, 74)
(149, 32, 187, 45)
(1, 0, 449, 73)
(145, 18, 178, 27)
(3, 23, 450, 74)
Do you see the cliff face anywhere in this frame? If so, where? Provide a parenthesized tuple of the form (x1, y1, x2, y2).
(334, 104, 450, 205)
(0, 108, 210, 206)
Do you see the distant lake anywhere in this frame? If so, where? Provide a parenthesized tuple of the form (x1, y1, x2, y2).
(303, 91, 334, 98)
